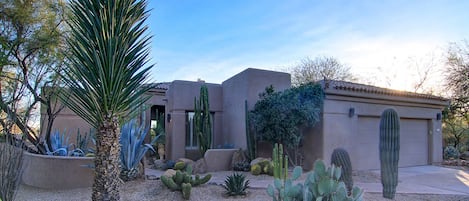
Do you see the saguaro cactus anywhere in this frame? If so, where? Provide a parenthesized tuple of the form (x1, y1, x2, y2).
(331, 148, 354, 194)
(194, 85, 212, 155)
(379, 108, 400, 199)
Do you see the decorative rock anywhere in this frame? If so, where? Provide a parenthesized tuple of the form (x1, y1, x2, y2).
(163, 169, 177, 178)
(177, 158, 195, 168)
(461, 151, 469, 160)
(193, 158, 207, 174)
(231, 148, 247, 169)
(153, 159, 166, 170)
(146, 175, 158, 180)
(250, 157, 271, 167)
(204, 149, 238, 171)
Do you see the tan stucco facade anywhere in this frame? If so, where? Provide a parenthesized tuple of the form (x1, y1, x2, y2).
(41, 69, 448, 171)
(302, 80, 449, 170)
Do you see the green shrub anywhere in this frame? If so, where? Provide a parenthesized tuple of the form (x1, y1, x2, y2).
(444, 146, 459, 159)
(222, 173, 250, 196)
(233, 161, 250, 172)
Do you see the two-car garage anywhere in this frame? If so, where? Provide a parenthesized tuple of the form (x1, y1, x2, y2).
(304, 80, 448, 171)
(354, 117, 429, 170)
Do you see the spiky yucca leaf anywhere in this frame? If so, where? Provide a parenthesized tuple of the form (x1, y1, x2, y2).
(62, 0, 153, 128)
(64, 0, 153, 200)
(222, 173, 250, 196)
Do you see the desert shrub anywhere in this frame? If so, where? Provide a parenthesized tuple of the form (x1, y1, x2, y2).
(444, 146, 459, 159)
(251, 83, 324, 165)
(0, 136, 24, 201)
(233, 161, 250, 172)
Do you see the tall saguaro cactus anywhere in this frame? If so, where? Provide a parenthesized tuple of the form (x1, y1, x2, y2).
(379, 108, 400, 199)
(194, 85, 212, 155)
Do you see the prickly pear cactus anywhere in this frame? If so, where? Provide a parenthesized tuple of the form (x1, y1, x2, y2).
(379, 108, 400, 199)
(331, 148, 354, 194)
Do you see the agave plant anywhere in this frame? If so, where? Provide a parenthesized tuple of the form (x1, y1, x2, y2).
(44, 130, 70, 156)
(120, 116, 161, 181)
(44, 129, 96, 157)
(222, 172, 250, 196)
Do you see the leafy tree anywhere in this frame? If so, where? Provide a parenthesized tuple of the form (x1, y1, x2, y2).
(290, 56, 356, 86)
(444, 41, 469, 152)
(442, 101, 469, 151)
(0, 0, 67, 153)
(63, 0, 153, 200)
(251, 83, 324, 165)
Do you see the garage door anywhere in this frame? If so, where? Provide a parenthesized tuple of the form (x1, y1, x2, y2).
(354, 117, 429, 170)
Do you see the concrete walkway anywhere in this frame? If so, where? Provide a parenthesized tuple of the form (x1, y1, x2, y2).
(361, 166, 469, 195)
(146, 165, 469, 195)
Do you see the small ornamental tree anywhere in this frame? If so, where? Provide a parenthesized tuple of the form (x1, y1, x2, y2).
(251, 83, 324, 165)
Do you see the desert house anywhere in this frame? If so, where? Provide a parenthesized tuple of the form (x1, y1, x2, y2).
(41, 68, 448, 170)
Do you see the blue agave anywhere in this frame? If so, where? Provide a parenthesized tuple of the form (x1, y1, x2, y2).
(45, 130, 70, 156)
(45, 129, 95, 157)
(120, 117, 161, 179)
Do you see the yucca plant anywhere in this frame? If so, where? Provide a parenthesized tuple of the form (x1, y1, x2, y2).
(63, 0, 153, 199)
(222, 173, 250, 196)
(120, 115, 161, 181)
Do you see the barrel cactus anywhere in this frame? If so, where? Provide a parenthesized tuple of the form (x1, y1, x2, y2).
(331, 148, 354, 194)
(379, 108, 400, 199)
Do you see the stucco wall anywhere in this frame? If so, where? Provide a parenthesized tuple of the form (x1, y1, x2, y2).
(40, 90, 166, 145)
(221, 68, 291, 150)
(165, 80, 223, 160)
(314, 94, 446, 170)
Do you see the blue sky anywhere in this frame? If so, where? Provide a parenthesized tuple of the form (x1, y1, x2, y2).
(146, 1, 469, 91)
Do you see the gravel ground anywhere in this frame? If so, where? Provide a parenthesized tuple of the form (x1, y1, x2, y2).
(16, 178, 469, 201)
(14, 166, 469, 201)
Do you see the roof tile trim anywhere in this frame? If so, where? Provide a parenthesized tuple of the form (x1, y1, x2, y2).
(320, 80, 448, 101)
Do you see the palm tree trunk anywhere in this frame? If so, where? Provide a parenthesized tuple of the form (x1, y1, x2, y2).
(92, 117, 122, 201)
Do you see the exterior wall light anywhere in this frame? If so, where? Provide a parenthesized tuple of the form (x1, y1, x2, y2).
(436, 113, 441, 120)
(349, 107, 355, 118)
(167, 113, 171, 122)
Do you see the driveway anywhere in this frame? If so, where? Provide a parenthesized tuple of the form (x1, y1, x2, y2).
(358, 166, 469, 195)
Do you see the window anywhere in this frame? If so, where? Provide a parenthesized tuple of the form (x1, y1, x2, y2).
(185, 111, 214, 149)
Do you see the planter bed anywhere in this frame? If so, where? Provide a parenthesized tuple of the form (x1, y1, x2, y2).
(22, 151, 94, 189)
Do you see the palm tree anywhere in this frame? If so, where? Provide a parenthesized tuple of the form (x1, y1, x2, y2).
(63, 0, 153, 200)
